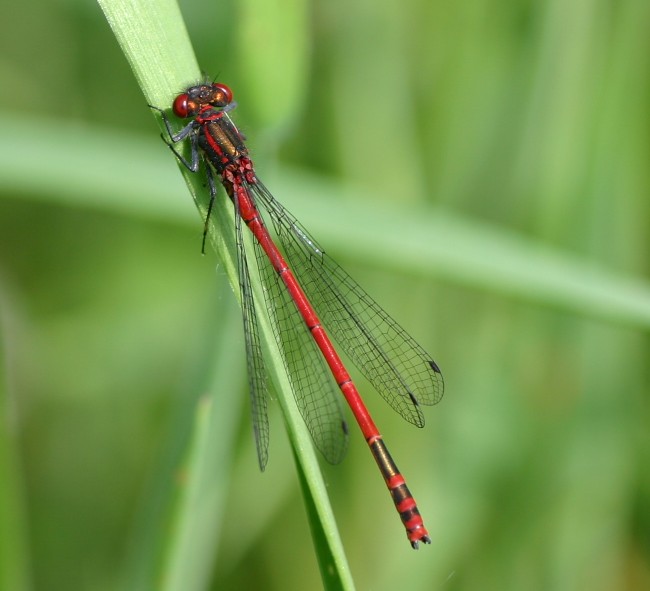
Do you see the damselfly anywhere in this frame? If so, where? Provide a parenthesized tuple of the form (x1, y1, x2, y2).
(150, 82, 444, 548)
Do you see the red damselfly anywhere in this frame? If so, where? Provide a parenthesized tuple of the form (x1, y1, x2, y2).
(150, 82, 444, 548)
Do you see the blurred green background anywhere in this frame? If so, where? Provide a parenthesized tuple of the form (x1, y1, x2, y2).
(1, 0, 649, 589)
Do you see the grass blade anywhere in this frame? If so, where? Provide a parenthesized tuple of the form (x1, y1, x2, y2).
(96, 0, 354, 588)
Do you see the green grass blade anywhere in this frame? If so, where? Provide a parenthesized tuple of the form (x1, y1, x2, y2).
(97, 0, 200, 106)
(4, 114, 649, 332)
(159, 310, 246, 591)
(95, 0, 354, 588)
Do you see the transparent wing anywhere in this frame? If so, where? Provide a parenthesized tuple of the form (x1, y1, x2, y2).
(253, 182, 444, 428)
(234, 204, 270, 470)
(244, 190, 349, 465)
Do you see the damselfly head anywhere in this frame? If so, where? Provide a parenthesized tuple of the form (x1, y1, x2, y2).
(172, 83, 234, 119)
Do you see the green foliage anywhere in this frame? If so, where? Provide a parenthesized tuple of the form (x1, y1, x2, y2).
(0, 0, 648, 589)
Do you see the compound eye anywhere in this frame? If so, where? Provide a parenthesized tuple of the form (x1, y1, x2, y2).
(172, 93, 190, 118)
(211, 83, 233, 106)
